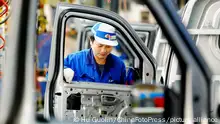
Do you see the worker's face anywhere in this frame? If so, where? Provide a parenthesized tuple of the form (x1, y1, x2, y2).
(91, 40, 113, 60)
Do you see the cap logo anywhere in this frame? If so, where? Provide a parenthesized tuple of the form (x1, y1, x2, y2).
(105, 34, 110, 39)
(105, 34, 116, 41)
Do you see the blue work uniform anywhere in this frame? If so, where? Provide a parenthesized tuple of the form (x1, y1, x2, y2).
(64, 48, 126, 84)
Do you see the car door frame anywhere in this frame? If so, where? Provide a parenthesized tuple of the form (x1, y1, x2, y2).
(44, 3, 157, 120)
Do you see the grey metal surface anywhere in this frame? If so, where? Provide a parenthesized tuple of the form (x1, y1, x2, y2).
(184, 2, 220, 119)
(166, 0, 220, 85)
(211, 80, 220, 118)
(64, 82, 132, 91)
(145, 0, 212, 122)
(0, 0, 37, 124)
(57, 82, 133, 121)
(167, 0, 220, 121)
(181, 0, 197, 26)
(193, 1, 220, 75)
(152, 0, 220, 122)
(188, 29, 220, 35)
(152, 29, 173, 84)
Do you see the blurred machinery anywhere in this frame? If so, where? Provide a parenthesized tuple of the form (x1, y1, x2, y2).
(131, 84, 164, 115)
(36, 0, 51, 112)
(0, 0, 10, 90)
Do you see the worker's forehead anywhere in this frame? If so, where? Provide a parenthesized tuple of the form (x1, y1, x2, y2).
(94, 40, 112, 47)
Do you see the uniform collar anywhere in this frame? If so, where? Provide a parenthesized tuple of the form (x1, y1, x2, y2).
(86, 48, 96, 65)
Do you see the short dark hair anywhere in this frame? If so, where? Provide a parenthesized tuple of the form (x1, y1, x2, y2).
(89, 35, 95, 43)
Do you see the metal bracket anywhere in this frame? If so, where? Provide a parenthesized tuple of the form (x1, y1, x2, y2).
(188, 29, 220, 35)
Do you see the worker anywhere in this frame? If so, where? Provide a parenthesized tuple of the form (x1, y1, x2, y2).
(63, 22, 126, 84)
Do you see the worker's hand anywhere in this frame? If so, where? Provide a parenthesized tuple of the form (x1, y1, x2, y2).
(64, 68, 74, 83)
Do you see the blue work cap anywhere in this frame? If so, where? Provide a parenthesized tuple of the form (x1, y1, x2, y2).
(91, 22, 118, 46)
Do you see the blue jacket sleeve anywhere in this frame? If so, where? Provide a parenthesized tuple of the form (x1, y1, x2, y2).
(64, 54, 73, 69)
(64, 54, 78, 81)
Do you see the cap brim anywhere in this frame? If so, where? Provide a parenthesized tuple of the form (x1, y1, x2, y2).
(94, 35, 118, 46)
